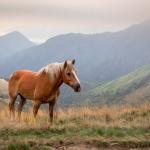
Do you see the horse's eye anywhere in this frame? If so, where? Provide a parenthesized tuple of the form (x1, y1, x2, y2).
(67, 72, 71, 76)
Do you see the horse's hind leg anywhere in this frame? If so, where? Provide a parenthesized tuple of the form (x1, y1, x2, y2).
(18, 96, 26, 121)
(33, 101, 41, 119)
(9, 96, 17, 120)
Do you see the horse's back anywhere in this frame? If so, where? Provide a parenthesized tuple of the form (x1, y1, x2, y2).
(9, 70, 35, 84)
(9, 70, 37, 98)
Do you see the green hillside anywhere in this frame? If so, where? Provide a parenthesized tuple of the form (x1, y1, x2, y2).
(89, 64, 150, 104)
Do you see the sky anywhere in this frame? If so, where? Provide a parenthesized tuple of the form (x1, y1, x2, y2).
(0, 0, 150, 43)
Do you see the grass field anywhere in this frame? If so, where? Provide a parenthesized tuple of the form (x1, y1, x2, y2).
(0, 102, 150, 149)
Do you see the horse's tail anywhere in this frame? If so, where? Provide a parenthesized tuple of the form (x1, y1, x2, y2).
(9, 71, 20, 97)
(8, 71, 21, 119)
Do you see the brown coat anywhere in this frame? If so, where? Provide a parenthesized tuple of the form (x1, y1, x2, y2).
(8, 60, 81, 122)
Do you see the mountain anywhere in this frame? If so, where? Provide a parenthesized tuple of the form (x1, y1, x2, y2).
(59, 64, 150, 106)
(0, 31, 35, 59)
(1, 21, 150, 84)
(87, 64, 150, 104)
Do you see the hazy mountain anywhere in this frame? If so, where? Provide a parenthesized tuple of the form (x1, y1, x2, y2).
(0, 21, 150, 85)
(0, 31, 35, 59)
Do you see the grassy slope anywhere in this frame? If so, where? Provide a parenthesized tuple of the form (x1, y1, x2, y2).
(89, 64, 150, 104)
(0, 103, 150, 149)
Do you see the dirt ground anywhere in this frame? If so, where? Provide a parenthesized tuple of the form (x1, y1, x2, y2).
(52, 144, 150, 150)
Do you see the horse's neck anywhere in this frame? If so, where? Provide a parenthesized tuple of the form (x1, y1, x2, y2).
(38, 63, 64, 92)
(53, 75, 63, 91)
(46, 64, 63, 91)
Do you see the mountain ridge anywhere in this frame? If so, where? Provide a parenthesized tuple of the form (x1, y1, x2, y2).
(1, 21, 150, 84)
(0, 31, 35, 59)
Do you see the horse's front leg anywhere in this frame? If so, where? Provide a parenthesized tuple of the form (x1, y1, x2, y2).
(49, 100, 56, 123)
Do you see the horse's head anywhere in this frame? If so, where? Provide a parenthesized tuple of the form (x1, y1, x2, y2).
(62, 59, 81, 92)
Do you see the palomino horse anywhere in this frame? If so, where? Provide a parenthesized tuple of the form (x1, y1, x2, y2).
(8, 59, 81, 122)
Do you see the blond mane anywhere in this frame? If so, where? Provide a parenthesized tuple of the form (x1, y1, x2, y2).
(38, 62, 63, 77)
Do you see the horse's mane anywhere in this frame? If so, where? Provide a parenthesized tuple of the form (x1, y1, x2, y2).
(38, 63, 63, 77)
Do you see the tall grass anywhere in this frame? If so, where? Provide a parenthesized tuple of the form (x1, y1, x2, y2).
(0, 102, 150, 149)
(0, 103, 150, 129)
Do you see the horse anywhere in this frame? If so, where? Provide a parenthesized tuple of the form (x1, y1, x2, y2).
(8, 59, 81, 122)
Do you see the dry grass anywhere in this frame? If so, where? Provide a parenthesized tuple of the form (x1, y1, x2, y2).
(1, 103, 150, 128)
(0, 102, 150, 149)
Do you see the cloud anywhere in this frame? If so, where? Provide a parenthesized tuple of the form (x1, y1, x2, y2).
(0, 0, 150, 41)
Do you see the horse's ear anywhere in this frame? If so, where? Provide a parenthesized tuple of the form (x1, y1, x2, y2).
(72, 59, 75, 65)
(64, 60, 67, 68)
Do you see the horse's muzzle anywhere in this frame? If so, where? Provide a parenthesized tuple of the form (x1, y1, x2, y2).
(72, 83, 81, 92)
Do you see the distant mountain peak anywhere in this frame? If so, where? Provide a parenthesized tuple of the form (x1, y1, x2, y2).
(8, 30, 21, 35)
(2, 31, 30, 40)
(0, 31, 35, 58)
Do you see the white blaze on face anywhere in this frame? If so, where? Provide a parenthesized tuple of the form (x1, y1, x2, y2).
(72, 70, 80, 84)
